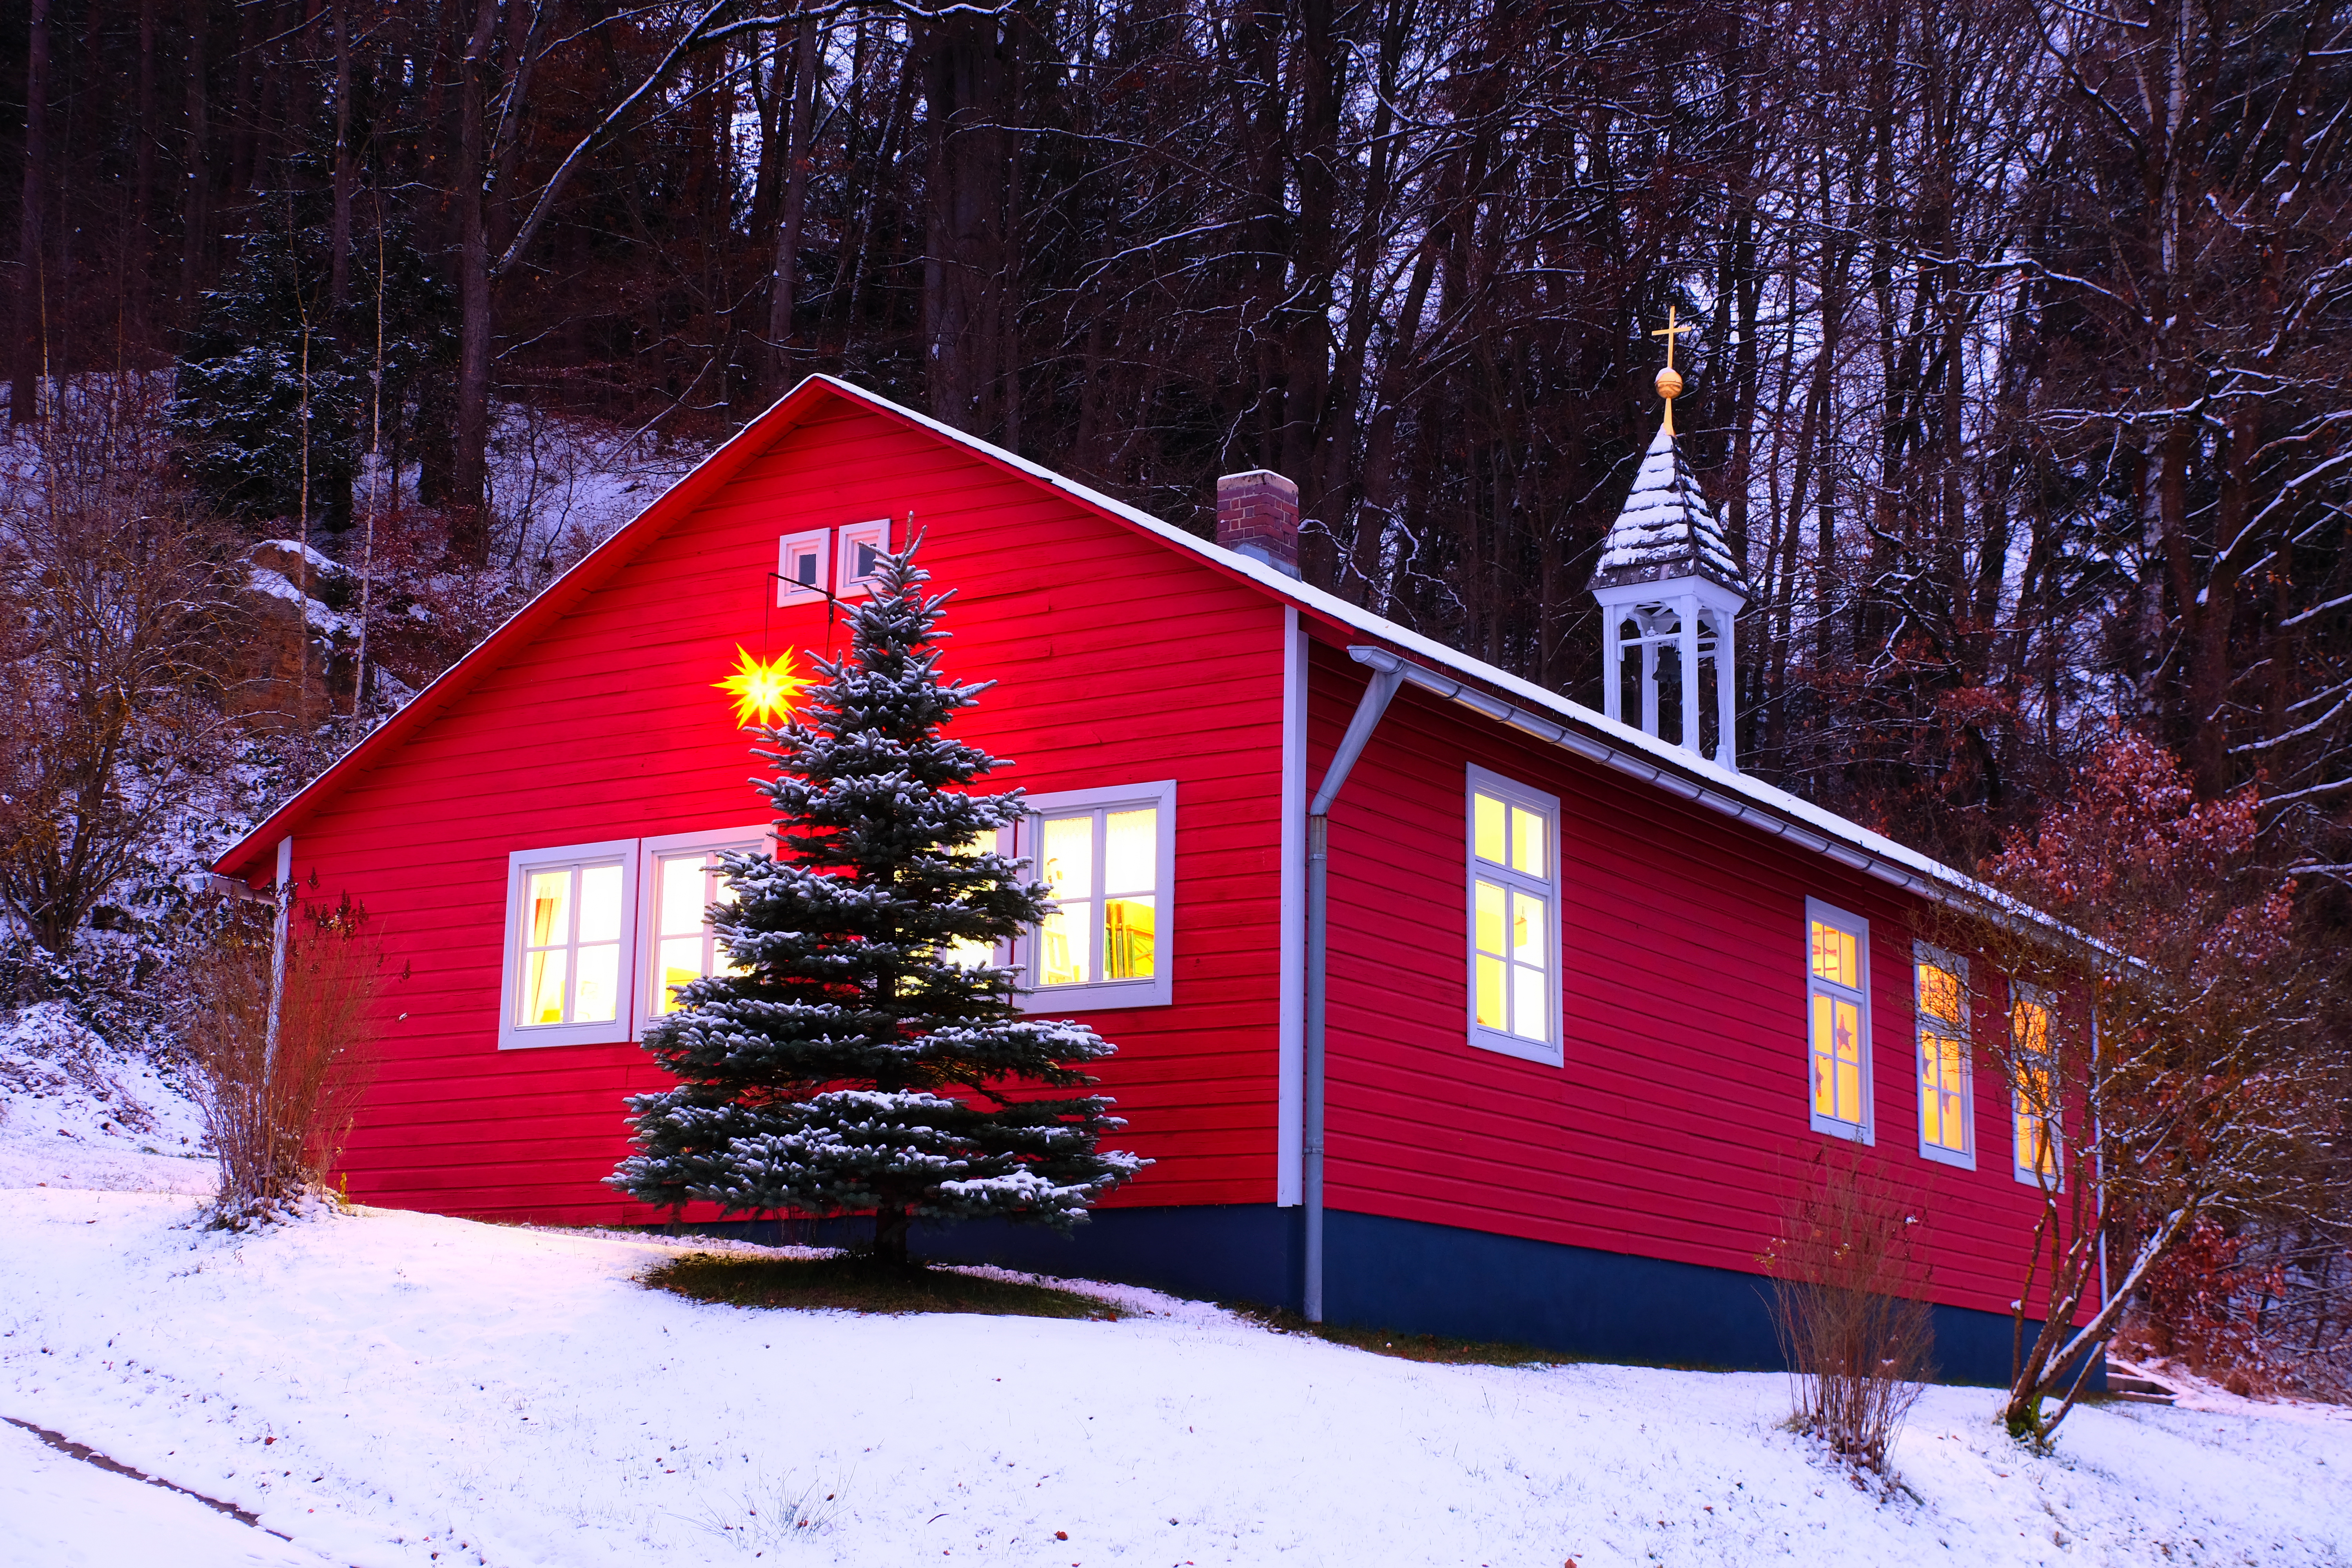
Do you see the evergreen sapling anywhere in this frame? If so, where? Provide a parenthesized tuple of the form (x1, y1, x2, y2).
(610, 544, 1145, 1265)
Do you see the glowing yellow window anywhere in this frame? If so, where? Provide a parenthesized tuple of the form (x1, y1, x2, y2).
(1916, 949, 1971, 1159)
(1467, 773, 1558, 1056)
(515, 861, 623, 1027)
(1805, 906, 1869, 1135)
(648, 850, 747, 1016)
(2011, 991, 2059, 1182)
(1028, 791, 1169, 998)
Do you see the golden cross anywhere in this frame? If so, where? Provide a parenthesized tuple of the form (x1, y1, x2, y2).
(1651, 305, 1693, 372)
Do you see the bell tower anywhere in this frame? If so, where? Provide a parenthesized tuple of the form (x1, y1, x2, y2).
(1590, 308, 1749, 769)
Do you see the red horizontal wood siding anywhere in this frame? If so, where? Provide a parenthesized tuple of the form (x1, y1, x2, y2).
(1309, 637, 2053, 1319)
(290, 397, 1289, 1224)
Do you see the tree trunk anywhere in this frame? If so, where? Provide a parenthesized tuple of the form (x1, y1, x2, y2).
(766, 14, 819, 396)
(12, 0, 52, 425)
(871, 1204, 912, 1268)
(450, 0, 499, 565)
(921, 13, 1011, 435)
(330, 0, 353, 318)
(180, 0, 212, 321)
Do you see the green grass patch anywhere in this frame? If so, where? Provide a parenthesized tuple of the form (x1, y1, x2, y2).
(643, 1252, 1127, 1321)
(1233, 1304, 1570, 1367)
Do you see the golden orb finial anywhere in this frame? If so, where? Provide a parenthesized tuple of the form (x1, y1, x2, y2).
(1649, 305, 1693, 434)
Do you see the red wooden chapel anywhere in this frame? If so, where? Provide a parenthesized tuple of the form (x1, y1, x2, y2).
(213, 372, 2069, 1379)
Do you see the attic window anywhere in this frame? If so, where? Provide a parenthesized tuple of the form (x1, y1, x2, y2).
(837, 519, 891, 598)
(777, 529, 829, 606)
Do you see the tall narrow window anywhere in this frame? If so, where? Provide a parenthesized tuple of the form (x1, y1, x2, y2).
(1806, 900, 1871, 1139)
(2010, 985, 2060, 1185)
(1915, 943, 1973, 1167)
(1466, 766, 1562, 1065)
(638, 826, 770, 1029)
(500, 840, 639, 1049)
(1013, 781, 1176, 1011)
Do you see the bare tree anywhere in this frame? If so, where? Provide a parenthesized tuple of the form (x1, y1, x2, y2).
(1929, 732, 2348, 1443)
(0, 389, 236, 958)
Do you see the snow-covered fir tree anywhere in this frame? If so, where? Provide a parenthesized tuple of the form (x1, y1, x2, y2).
(609, 545, 1144, 1265)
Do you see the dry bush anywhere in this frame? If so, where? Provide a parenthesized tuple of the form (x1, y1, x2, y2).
(1762, 1144, 1936, 1478)
(181, 890, 386, 1225)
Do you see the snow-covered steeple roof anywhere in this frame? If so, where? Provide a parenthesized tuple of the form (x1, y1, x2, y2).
(1588, 416, 1749, 602)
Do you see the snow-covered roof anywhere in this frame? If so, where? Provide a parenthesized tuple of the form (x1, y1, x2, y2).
(216, 374, 2000, 913)
(1588, 417, 1749, 599)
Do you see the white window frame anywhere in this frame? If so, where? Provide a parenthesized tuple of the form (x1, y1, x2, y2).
(498, 838, 641, 1050)
(635, 824, 774, 1036)
(1913, 940, 1975, 1169)
(777, 528, 831, 605)
(835, 518, 892, 599)
(1464, 764, 1564, 1066)
(1805, 897, 1873, 1142)
(2009, 980, 2062, 1188)
(1011, 780, 1176, 1013)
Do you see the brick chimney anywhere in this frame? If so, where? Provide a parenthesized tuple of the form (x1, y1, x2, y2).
(1215, 469, 1301, 578)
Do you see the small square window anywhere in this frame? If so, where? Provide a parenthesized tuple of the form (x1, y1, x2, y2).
(778, 528, 830, 606)
(837, 519, 891, 598)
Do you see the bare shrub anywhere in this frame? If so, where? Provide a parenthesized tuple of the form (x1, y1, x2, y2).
(1762, 1144, 1936, 1478)
(181, 889, 386, 1225)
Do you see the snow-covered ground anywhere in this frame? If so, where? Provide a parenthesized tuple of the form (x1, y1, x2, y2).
(3, 1015, 2345, 1567)
(2, 1153, 2346, 1568)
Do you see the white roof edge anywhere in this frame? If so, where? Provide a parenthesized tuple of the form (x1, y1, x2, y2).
(813, 375, 2008, 910)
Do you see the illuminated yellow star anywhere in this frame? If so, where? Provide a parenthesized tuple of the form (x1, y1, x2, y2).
(715, 645, 806, 728)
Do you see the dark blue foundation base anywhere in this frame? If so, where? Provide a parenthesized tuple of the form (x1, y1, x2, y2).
(661, 1202, 2093, 1391)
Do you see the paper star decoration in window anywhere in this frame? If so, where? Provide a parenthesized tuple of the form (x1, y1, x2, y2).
(715, 646, 807, 729)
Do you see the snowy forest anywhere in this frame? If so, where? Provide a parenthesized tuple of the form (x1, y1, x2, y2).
(0, 0, 2348, 1383)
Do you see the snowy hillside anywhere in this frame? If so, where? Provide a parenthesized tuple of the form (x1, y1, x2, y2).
(2, 1150, 2346, 1568)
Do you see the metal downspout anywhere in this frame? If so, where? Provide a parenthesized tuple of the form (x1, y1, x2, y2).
(1305, 649, 1405, 1323)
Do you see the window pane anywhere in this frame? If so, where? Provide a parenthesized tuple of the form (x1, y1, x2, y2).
(657, 936, 704, 1013)
(1918, 960, 1962, 1025)
(1512, 963, 1547, 1041)
(1511, 807, 1544, 877)
(578, 864, 624, 943)
(659, 856, 706, 936)
(2011, 996, 2050, 1054)
(1833, 998, 1862, 1122)
(523, 948, 568, 1025)
(1920, 1049, 1944, 1147)
(944, 935, 993, 969)
(1511, 891, 1546, 967)
(1811, 993, 1835, 1115)
(1104, 808, 1156, 893)
(856, 542, 878, 578)
(1105, 895, 1155, 980)
(575, 942, 620, 1023)
(1473, 793, 1505, 864)
(1475, 955, 1506, 1028)
(1810, 919, 1857, 988)
(526, 870, 570, 948)
(1042, 815, 1094, 902)
(793, 548, 819, 585)
(1474, 879, 1506, 957)
(1040, 903, 1089, 985)
(1813, 993, 1863, 1123)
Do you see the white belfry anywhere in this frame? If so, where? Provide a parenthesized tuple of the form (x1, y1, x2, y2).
(1591, 310, 1748, 769)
